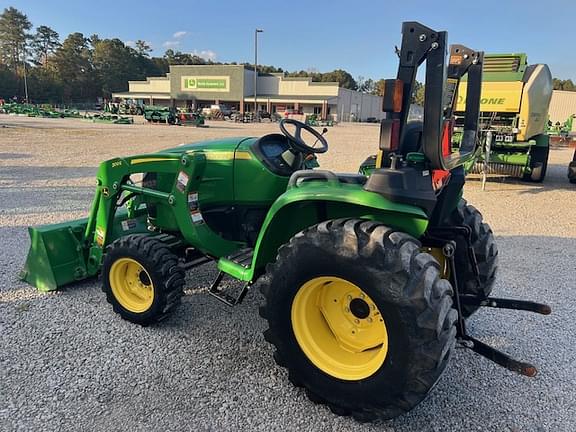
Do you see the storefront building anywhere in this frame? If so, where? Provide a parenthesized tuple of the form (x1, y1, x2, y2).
(112, 65, 385, 122)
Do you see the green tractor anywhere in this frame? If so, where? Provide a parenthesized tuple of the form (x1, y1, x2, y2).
(20, 22, 550, 421)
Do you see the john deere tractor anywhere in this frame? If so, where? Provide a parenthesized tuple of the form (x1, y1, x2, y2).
(20, 22, 550, 421)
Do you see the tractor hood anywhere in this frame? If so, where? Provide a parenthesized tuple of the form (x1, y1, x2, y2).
(164, 137, 256, 155)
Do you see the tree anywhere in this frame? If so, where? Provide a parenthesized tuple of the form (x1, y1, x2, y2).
(27, 65, 62, 102)
(93, 38, 147, 97)
(0, 64, 19, 98)
(0, 7, 32, 71)
(134, 40, 151, 57)
(163, 49, 208, 65)
(150, 56, 169, 74)
(320, 69, 357, 90)
(53, 32, 97, 101)
(242, 62, 283, 74)
(411, 81, 425, 105)
(357, 76, 376, 94)
(374, 79, 386, 96)
(285, 68, 357, 89)
(30, 25, 60, 66)
(89, 34, 101, 48)
(553, 78, 576, 92)
(374, 79, 425, 105)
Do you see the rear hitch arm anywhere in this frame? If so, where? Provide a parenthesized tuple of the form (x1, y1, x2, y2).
(440, 239, 551, 377)
(459, 296, 551, 315)
(461, 335, 538, 377)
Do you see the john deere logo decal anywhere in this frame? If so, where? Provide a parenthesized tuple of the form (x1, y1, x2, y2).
(182, 76, 229, 92)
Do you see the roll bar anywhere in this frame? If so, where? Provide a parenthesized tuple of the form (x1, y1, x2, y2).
(379, 22, 484, 171)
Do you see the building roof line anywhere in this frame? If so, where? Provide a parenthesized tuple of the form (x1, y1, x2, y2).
(128, 75, 170, 85)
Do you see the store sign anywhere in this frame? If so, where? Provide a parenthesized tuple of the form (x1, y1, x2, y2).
(181, 76, 229, 92)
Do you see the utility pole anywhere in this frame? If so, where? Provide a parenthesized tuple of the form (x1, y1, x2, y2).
(22, 48, 29, 103)
(254, 28, 263, 120)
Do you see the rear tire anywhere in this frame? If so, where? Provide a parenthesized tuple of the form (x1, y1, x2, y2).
(449, 200, 499, 317)
(102, 234, 185, 326)
(258, 219, 456, 421)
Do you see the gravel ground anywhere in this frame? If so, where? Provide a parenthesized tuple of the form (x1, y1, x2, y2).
(1, 115, 575, 432)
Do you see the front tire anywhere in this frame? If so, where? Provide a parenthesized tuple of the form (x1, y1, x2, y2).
(258, 219, 456, 421)
(102, 234, 185, 326)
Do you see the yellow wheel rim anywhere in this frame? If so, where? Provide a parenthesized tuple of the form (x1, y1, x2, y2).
(423, 247, 450, 279)
(109, 257, 154, 313)
(291, 276, 388, 381)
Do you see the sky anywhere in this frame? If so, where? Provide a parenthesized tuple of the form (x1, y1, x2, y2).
(3, 0, 575, 81)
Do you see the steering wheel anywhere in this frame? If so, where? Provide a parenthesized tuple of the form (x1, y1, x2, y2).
(279, 118, 329, 154)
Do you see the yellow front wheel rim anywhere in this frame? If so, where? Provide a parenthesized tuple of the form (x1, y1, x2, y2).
(109, 257, 154, 313)
(291, 276, 388, 381)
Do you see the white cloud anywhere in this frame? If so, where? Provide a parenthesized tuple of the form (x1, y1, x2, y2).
(173, 31, 188, 39)
(193, 49, 217, 61)
(163, 40, 180, 49)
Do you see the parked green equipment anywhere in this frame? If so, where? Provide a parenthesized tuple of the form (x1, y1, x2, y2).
(306, 114, 334, 127)
(88, 113, 134, 124)
(143, 105, 178, 124)
(178, 111, 206, 127)
(548, 114, 574, 142)
(21, 22, 550, 421)
(119, 100, 144, 116)
(0, 102, 84, 119)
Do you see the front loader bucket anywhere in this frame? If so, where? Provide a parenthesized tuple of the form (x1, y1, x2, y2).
(20, 218, 90, 292)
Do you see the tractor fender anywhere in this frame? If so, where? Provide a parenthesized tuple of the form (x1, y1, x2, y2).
(249, 182, 429, 278)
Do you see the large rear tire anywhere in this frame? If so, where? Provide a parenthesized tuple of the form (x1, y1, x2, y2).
(102, 234, 185, 326)
(449, 200, 499, 317)
(258, 219, 456, 421)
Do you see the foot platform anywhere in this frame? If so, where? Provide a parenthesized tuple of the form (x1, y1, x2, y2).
(208, 271, 250, 307)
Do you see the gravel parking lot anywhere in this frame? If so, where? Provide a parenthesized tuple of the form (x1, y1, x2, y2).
(1, 116, 575, 431)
